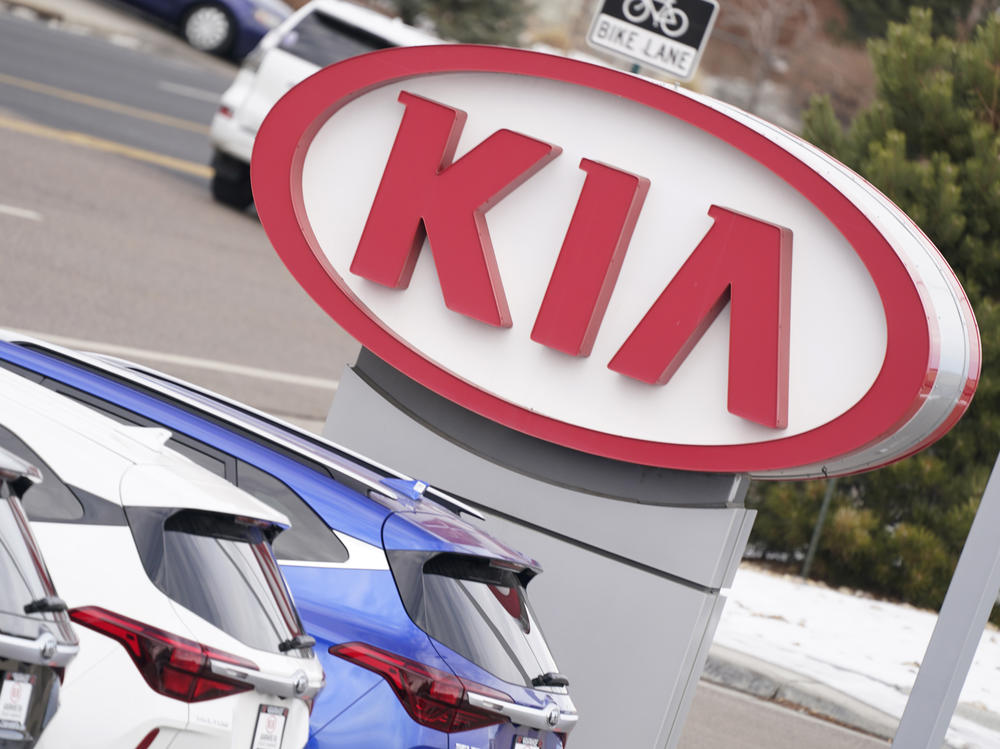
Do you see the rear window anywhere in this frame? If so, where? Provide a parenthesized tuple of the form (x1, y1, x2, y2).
(0, 426, 83, 522)
(127, 508, 309, 656)
(278, 10, 392, 67)
(0, 487, 74, 643)
(389, 552, 560, 688)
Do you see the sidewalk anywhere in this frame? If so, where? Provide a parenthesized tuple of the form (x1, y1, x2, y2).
(704, 645, 899, 742)
(704, 564, 1000, 749)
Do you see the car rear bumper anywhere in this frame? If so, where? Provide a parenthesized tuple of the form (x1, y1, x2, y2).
(210, 112, 255, 164)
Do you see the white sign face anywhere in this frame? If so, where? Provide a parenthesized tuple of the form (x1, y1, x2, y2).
(587, 0, 719, 80)
(252, 46, 980, 478)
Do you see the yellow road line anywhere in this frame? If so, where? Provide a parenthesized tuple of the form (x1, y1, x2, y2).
(0, 71, 211, 134)
(0, 114, 213, 178)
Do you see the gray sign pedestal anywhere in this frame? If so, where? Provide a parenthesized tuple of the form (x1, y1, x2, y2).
(324, 350, 754, 749)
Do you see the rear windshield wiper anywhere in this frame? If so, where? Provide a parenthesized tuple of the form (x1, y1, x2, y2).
(23, 596, 67, 615)
(532, 671, 569, 688)
(278, 634, 316, 653)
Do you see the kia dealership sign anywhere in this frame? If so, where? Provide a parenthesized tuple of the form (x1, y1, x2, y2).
(252, 46, 979, 479)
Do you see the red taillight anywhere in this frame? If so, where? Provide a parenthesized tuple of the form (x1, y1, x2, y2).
(135, 728, 159, 749)
(70, 606, 259, 703)
(218, 105, 233, 118)
(330, 642, 511, 733)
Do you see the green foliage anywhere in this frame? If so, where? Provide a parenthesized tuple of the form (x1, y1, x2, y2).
(392, 0, 532, 45)
(752, 8, 1000, 623)
(836, 0, 972, 40)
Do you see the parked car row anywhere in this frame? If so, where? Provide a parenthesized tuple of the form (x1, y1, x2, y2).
(0, 328, 577, 748)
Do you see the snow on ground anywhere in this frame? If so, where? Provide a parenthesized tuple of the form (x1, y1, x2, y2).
(714, 564, 1000, 749)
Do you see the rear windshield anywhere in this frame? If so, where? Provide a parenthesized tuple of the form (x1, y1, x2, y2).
(278, 10, 392, 67)
(0, 487, 74, 643)
(390, 552, 560, 688)
(128, 508, 309, 656)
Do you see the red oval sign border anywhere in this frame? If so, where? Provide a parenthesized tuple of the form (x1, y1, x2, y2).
(252, 44, 943, 474)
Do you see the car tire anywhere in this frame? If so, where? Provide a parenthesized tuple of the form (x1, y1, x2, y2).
(210, 152, 253, 209)
(182, 3, 235, 55)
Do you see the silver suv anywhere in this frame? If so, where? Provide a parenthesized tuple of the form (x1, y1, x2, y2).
(0, 447, 78, 748)
(209, 0, 440, 208)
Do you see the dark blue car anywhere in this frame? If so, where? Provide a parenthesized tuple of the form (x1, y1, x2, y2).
(123, 0, 290, 58)
(0, 332, 578, 748)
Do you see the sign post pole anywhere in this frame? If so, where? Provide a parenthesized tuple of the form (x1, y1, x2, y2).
(892, 451, 1000, 748)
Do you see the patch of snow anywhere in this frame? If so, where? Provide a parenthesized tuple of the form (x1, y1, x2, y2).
(715, 564, 1000, 749)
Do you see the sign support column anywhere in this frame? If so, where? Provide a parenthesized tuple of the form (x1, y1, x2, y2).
(893, 451, 1000, 748)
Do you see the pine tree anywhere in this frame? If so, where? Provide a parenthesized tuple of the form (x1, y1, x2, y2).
(393, 0, 532, 46)
(750, 8, 1000, 620)
(836, 0, 973, 40)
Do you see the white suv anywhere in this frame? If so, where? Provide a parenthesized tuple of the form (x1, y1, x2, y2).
(209, 0, 440, 208)
(0, 368, 325, 749)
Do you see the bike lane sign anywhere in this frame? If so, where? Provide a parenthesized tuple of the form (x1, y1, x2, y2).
(587, 0, 719, 80)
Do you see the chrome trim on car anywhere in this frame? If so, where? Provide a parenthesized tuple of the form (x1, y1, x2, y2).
(465, 692, 579, 733)
(0, 630, 78, 667)
(208, 661, 324, 699)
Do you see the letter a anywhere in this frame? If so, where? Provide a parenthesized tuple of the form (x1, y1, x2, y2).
(609, 206, 792, 429)
(351, 91, 560, 327)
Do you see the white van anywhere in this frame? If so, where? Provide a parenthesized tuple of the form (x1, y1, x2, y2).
(209, 0, 441, 208)
(0, 369, 324, 749)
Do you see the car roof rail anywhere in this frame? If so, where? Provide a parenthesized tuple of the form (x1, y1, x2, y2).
(6, 337, 486, 521)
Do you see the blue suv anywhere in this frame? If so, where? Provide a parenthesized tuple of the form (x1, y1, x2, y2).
(0, 332, 578, 748)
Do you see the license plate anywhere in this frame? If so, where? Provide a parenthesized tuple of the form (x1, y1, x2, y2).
(250, 705, 288, 749)
(514, 737, 541, 749)
(0, 673, 34, 729)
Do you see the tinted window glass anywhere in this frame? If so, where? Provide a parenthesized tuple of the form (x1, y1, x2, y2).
(279, 11, 390, 67)
(391, 552, 560, 688)
(128, 508, 309, 656)
(120, 367, 389, 497)
(0, 490, 74, 643)
(0, 358, 44, 383)
(0, 427, 83, 522)
(236, 461, 348, 563)
(44, 381, 228, 479)
(168, 438, 227, 477)
(0, 493, 52, 609)
(50, 386, 139, 427)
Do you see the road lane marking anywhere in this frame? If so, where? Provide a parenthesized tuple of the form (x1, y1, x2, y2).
(157, 80, 221, 103)
(0, 71, 210, 134)
(0, 204, 42, 221)
(0, 114, 213, 178)
(7, 328, 340, 390)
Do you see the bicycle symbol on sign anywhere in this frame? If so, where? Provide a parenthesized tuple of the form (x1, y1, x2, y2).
(622, 0, 689, 38)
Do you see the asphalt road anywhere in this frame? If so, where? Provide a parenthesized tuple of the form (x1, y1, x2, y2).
(0, 7, 891, 748)
(680, 682, 887, 749)
(0, 10, 361, 426)
(0, 7, 230, 164)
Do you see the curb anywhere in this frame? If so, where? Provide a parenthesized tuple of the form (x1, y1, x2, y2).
(703, 645, 902, 743)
